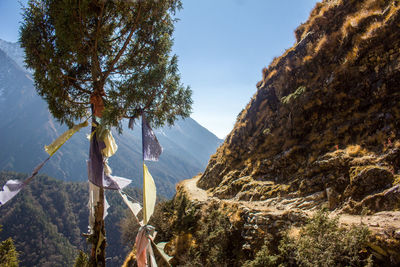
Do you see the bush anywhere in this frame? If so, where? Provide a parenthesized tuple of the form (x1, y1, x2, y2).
(246, 210, 372, 267)
(187, 205, 244, 267)
(243, 243, 279, 267)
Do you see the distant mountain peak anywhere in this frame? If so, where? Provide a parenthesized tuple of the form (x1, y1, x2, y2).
(0, 39, 26, 71)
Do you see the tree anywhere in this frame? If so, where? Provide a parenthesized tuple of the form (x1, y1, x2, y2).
(0, 226, 20, 267)
(20, 0, 192, 265)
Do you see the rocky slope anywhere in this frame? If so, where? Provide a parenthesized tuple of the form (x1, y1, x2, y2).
(123, 0, 400, 266)
(198, 0, 400, 213)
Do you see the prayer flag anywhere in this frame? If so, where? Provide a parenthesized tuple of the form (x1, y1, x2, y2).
(103, 174, 131, 190)
(143, 163, 156, 225)
(142, 115, 162, 161)
(119, 191, 142, 219)
(45, 121, 88, 156)
(0, 180, 23, 206)
(88, 182, 110, 234)
(88, 129, 105, 187)
(0, 156, 50, 206)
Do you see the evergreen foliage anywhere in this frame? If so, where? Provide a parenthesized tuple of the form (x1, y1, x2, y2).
(0, 224, 19, 267)
(74, 250, 89, 267)
(20, 0, 192, 129)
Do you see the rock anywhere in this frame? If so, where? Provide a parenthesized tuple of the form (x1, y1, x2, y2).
(344, 166, 394, 201)
(326, 187, 339, 210)
(394, 230, 400, 239)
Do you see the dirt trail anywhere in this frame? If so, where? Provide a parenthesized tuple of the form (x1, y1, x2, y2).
(178, 175, 208, 202)
(179, 176, 400, 233)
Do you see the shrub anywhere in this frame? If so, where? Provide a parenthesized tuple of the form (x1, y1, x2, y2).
(246, 210, 372, 267)
(190, 207, 243, 266)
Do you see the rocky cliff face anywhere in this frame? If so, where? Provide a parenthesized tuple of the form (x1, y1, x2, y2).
(198, 0, 400, 213)
(124, 1, 400, 266)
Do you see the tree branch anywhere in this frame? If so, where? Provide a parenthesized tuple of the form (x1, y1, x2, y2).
(102, 3, 143, 80)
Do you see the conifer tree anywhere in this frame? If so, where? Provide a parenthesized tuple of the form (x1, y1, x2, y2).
(20, 0, 192, 265)
(0, 226, 20, 267)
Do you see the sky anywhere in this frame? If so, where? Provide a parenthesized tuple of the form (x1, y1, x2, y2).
(0, 0, 319, 139)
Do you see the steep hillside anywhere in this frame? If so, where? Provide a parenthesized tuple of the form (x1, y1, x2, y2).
(198, 0, 400, 213)
(0, 43, 222, 197)
(0, 171, 141, 267)
(126, 1, 400, 266)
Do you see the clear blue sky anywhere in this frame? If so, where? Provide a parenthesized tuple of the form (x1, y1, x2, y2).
(0, 0, 319, 139)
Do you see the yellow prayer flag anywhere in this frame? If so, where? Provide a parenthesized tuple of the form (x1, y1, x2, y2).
(44, 121, 89, 156)
(143, 163, 156, 224)
(102, 129, 118, 157)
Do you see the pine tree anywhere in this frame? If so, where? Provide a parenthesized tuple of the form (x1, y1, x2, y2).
(20, 1, 192, 265)
(74, 250, 89, 267)
(0, 226, 20, 267)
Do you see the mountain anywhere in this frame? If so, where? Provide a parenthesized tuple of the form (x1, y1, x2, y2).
(0, 171, 141, 267)
(133, 1, 400, 266)
(0, 42, 222, 198)
(0, 39, 26, 71)
(197, 0, 400, 211)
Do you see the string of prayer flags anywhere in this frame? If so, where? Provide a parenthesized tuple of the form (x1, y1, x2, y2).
(0, 119, 89, 207)
(0, 119, 88, 206)
(142, 114, 162, 161)
(128, 114, 166, 266)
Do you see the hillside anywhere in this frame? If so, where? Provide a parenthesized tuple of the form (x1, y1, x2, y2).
(198, 0, 400, 211)
(126, 0, 400, 266)
(0, 171, 141, 267)
(0, 41, 222, 198)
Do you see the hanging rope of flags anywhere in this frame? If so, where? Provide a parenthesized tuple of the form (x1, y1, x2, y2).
(0, 110, 172, 266)
(119, 113, 171, 267)
(0, 120, 89, 206)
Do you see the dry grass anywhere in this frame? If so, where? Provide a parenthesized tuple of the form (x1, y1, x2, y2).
(384, 4, 400, 23)
(345, 145, 369, 157)
(267, 69, 277, 80)
(303, 55, 313, 63)
(361, 21, 383, 40)
(314, 35, 328, 54)
(341, 9, 381, 39)
(346, 45, 360, 62)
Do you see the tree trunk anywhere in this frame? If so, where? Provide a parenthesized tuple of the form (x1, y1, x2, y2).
(89, 116, 106, 267)
(90, 186, 106, 266)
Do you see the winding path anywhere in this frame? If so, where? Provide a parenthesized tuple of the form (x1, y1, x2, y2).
(178, 176, 400, 234)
